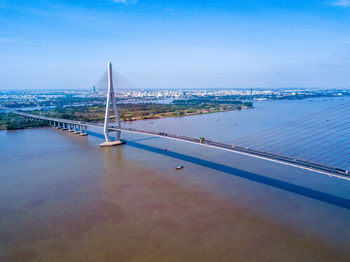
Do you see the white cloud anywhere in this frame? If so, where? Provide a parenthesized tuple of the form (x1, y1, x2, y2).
(344, 38, 350, 45)
(332, 0, 350, 7)
(335, 37, 350, 45)
(0, 37, 25, 43)
(113, 0, 137, 4)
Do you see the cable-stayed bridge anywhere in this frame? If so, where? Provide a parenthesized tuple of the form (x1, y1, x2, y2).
(4, 62, 350, 181)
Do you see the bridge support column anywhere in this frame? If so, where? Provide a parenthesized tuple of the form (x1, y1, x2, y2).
(56, 122, 62, 129)
(73, 124, 80, 134)
(80, 125, 88, 136)
(62, 122, 68, 131)
(68, 123, 74, 132)
(100, 62, 125, 147)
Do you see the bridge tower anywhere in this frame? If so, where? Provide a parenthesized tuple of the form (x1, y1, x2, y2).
(100, 62, 125, 147)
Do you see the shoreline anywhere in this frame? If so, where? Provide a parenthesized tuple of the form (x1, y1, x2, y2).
(0, 105, 253, 130)
(118, 105, 253, 122)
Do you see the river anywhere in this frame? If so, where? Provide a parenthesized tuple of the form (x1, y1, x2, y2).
(1, 97, 350, 261)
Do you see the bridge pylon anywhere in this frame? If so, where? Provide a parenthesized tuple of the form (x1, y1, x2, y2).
(100, 62, 125, 147)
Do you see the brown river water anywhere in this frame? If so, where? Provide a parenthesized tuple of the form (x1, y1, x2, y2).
(1, 119, 350, 261)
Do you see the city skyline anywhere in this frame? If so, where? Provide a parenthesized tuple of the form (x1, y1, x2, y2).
(1, 0, 350, 89)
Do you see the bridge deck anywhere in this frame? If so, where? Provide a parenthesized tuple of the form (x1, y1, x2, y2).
(8, 110, 350, 181)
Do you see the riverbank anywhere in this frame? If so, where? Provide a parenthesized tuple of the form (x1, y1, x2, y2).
(0, 113, 49, 130)
(1, 101, 253, 130)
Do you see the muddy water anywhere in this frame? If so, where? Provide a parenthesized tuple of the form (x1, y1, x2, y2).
(1, 128, 350, 261)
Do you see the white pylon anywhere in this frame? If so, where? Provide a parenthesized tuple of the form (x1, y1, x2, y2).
(100, 62, 125, 147)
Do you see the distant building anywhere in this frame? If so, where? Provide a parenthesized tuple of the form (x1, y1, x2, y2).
(92, 86, 97, 94)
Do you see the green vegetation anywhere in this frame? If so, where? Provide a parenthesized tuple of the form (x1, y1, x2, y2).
(173, 98, 253, 107)
(27, 99, 253, 123)
(0, 98, 253, 129)
(0, 113, 49, 130)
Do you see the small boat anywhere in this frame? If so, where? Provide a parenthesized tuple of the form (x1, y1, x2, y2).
(175, 165, 184, 170)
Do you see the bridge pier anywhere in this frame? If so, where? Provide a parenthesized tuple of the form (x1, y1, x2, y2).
(56, 122, 62, 129)
(100, 62, 125, 147)
(73, 124, 80, 134)
(61, 122, 68, 131)
(80, 125, 88, 136)
(68, 123, 74, 132)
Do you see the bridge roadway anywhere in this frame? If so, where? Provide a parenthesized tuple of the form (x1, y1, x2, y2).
(9, 110, 350, 181)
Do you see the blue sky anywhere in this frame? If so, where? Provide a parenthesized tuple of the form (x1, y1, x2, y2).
(0, 0, 350, 89)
